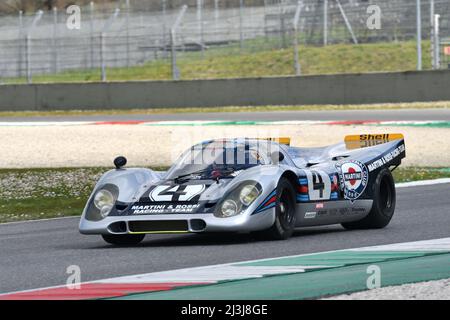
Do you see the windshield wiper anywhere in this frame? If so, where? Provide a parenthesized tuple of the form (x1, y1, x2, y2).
(173, 167, 237, 183)
(173, 168, 210, 183)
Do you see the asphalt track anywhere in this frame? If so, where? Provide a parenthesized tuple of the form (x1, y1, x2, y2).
(0, 183, 449, 294)
(2, 108, 450, 122)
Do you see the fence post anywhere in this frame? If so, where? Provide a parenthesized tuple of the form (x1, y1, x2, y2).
(263, 0, 268, 42)
(161, 0, 167, 47)
(171, 5, 188, 80)
(214, 0, 219, 30)
(416, 0, 422, 71)
(26, 10, 44, 84)
(239, 0, 244, 51)
(434, 14, 441, 70)
(17, 10, 23, 77)
(100, 32, 105, 81)
(52, 7, 58, 74)
(90, 2, 95, 68)
(293, 1, 304, 76)
(197, 0, 204, 56)
(323, 0, 328, 46)
(126, 0, 130, 67)
(430, 0, 434, 69)
(101, 8, 120, 82)
(25, 35, 31, 83)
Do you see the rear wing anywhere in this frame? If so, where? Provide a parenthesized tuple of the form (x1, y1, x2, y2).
(258, 137, 291, 146)
(345, 133, 404, 150)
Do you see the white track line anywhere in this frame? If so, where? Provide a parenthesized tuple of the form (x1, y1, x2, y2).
(349, 237, 450, 252)
(0, 216, 78, 226)
(395, 178, 450, 188)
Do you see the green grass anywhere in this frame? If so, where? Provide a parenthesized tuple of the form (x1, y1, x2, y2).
(392, 167, 450, 183)
(0, 166, 449, 224)
(1, 101, 449, 119)
(3, 40, 432, 84)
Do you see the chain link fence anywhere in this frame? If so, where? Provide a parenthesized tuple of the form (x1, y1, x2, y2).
(0, 0, 450, 83)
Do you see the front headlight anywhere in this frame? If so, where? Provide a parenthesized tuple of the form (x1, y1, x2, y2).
(215, 181, 262, 218)
(221, 199, 239, 217)
(93, 189, 115, 218)
(85, 184, 119, 221)
(239, 185, 260, 206)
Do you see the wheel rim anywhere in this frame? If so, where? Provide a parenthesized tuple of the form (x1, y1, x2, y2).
(379, 177, 393, 217)
(279, 190, 294, 228)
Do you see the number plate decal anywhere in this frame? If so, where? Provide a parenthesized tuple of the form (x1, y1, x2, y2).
(150, 184, 206, 202)
(304, 170, 331, 201)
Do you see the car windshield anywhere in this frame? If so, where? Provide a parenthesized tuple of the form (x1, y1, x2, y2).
(165, 140, 273, 181)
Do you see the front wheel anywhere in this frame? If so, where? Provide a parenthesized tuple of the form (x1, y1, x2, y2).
(342, 168, 396, 230)
(260, 177, 297, 240)
(102, 234, 145, 246)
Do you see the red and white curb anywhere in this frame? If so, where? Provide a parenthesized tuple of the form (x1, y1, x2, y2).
(0, 120, 448, 127)
(1, 237, 449, 300)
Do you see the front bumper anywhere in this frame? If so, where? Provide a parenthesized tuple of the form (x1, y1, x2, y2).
(79, 209, 275, 235)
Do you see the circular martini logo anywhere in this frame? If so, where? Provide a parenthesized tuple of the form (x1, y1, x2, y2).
(336, 160, 369, 201)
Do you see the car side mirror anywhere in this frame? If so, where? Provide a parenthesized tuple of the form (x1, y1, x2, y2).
(114, 156, 127, 169)
(271, 151, 285, 164)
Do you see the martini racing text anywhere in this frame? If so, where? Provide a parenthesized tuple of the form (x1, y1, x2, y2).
(131, 204, 200, 214)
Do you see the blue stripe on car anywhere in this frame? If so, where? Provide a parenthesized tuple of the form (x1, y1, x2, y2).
(252, 189, 276, 215)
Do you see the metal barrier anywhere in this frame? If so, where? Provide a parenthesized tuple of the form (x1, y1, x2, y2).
(1, 70, 449, 111)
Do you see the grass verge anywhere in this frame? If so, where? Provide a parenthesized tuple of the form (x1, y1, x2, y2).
(3, 41, 432, 84)
(0, 101, 449, 119)
(1, 167, 449, 224)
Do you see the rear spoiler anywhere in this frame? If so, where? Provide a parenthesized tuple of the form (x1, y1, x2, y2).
(345, 133, 404, 149)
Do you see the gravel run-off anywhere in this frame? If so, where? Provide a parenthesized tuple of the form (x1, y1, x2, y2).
(2, 124, 449, 168)
(325, 278, 450, 300)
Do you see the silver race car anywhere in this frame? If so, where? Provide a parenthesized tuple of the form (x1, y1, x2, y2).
(79, 134, 406, 245)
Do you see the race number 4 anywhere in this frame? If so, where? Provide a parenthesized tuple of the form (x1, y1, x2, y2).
(150, 185, 206, 202)
(305, 170, 331, 201)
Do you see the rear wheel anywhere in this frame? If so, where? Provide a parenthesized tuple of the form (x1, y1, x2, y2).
(102, 234, 145, 246)
(341, 168, 396, 230)
(260, 177, 297, 240)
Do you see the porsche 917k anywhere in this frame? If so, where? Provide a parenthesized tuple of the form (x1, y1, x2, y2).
(79, 134, 406, 245)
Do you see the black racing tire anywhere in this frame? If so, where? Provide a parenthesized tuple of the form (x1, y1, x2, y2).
(102, 234, 145, 246)
(341, 168, 396, 230)
(260, 177, 297, 240)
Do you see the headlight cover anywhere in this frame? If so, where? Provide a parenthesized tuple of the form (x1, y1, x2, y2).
(221, 199, 238, 217)
(94, 189, 115, 218)
(239, 185, 260, 206)
(215, 181, 262, 218)
(85, 184, 119, 221)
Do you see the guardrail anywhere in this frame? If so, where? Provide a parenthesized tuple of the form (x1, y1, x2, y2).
(1, 70, 450, 111)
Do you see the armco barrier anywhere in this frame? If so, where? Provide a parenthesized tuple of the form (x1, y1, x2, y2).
(1, 70, 450, 111)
